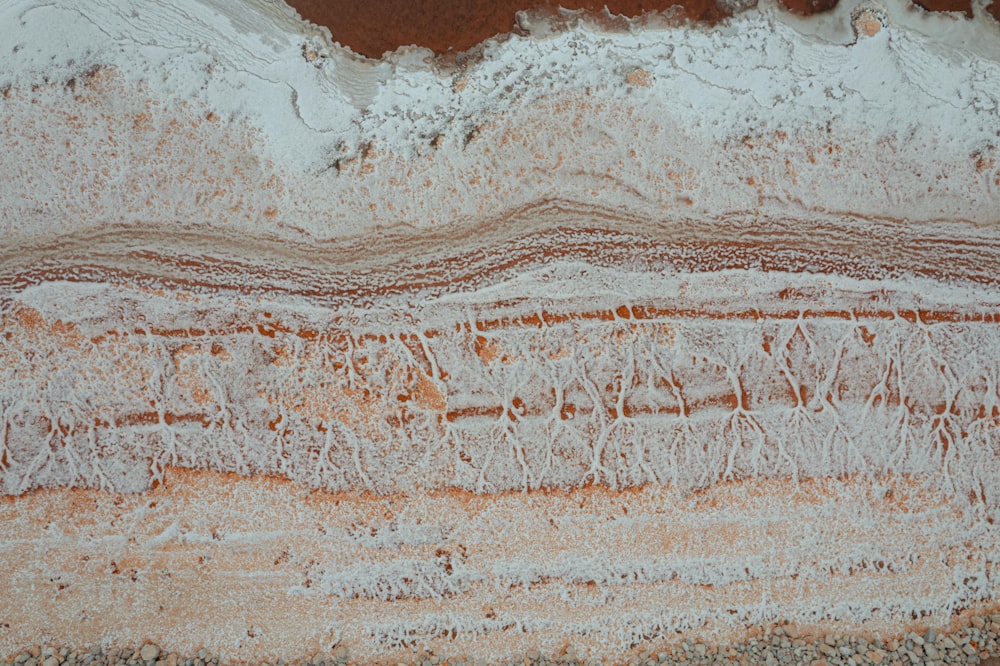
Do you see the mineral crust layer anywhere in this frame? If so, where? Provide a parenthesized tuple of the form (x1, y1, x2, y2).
(2, 0, 1000, 662)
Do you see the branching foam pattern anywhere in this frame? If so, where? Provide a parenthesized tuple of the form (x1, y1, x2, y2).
(3, 266, 998, 517)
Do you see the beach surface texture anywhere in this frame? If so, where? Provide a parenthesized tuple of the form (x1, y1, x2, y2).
(2, 0, 1000, 663)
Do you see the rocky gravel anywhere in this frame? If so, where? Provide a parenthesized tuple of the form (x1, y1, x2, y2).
(5, 615, 1000, 666)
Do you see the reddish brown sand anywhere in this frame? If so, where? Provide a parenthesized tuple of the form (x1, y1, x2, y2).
(287, 0, 738, 58)
(286, 0, 998, 58)
(776, 0, 839, 16)
(909, 0, 973, 16)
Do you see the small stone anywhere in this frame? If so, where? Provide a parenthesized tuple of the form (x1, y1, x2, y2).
(20, 628, 992, 666)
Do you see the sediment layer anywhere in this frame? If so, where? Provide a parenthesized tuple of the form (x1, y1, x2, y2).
(3, 468, 999, 662)
(3, 244, 1000, 499)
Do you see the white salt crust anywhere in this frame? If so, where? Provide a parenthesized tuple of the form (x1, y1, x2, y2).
(0, 0, 999, 242)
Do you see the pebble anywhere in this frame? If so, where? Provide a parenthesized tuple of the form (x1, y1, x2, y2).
(5, 618, 1000, 666)
(139, 646, 160, 663)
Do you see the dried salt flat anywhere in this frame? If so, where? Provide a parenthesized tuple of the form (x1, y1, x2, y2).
(1, 0, 1000, 662)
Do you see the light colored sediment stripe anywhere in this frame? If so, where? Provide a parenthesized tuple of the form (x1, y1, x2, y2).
(1, 469, 998, 662)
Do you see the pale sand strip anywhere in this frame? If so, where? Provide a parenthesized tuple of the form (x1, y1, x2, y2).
(2, 469, 997, 662)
